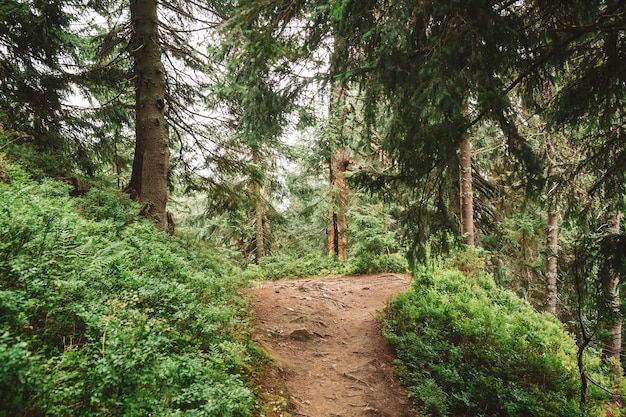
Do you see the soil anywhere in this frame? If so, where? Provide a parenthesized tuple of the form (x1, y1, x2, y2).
(241, 273, 414, 417)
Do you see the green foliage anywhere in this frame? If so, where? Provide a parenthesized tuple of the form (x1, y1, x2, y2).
(0, 135, 76, 179)
(0, 332, 36, 416)
(347, 198, 401, 257)
(347, 253, 408, 275)
(0, 161, 254, 417)
(243, 255, 347, 281)
(558, 223, 626, 399)
(242, 253, 408, 281)
(383, 261, 581, 417)
(0, 0, 74, 146)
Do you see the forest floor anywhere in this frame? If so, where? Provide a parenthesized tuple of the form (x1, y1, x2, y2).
(241, 273, 415, 417)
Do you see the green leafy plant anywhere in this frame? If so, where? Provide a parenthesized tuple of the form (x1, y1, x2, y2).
(347, 253, 408, 275)
(242, 253, 408, 281)
(347, 199, 401, 258)
(0, 160, 254, 417)
(383, 261, 581, 417)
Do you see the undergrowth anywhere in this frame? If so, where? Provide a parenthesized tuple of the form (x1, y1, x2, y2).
(0, 158, 255, 416)
(383, 259, 581, 417)
(242, 253, 408, 281)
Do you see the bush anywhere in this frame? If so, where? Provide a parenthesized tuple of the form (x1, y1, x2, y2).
(0, 160, 254, 417)
(347, 253, 408, 275)
(242, 253, 408, 281)
(243, 255, 349, 280)
(383, 264, 581, 417)
(0, 332, 39, 416)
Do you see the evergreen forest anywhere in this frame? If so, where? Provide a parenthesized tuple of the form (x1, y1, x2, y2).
(1, 0, 626, 416)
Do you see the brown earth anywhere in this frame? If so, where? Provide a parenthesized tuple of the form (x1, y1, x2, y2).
(242, 273, 414, 417)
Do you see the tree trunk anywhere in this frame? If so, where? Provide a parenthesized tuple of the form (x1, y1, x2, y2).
(254, 184, 266, 262)
(545, 206, 559, 315)
(129, 0, 170, 231)
(604, 212, 622, 379)
(459, 138, 474, 246)
(251, 147, 266, 262)
(326, 63, 349, 260)
(544, 130, 559, 315)
(328, 147, 348, 261)
(126, 135, 143, 199)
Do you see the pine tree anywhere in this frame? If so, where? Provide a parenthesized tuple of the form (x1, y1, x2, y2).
(346, 1, 543, 250)
(90, 0, 232, 230)
(0, 0, 81, 164)
(203, 4, 302, 261)
(523, 0, 626, 378)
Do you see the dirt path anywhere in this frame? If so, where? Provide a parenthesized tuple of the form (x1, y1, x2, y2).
(242, 273, 414, 417)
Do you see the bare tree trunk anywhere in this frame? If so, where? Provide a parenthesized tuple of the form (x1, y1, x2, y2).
(129, 0, 170, 231)
(126, 137, 143, 199)
(251, 148, 266, 262)
(326, 61, 349, 260)
(545, 206, 559, 315)
(459, 138, 474, 246)
(254, 184, 265, 262)
(604, 212, 622, 379)
(327, 207, 338, 258)
(544, 129, 560, 315)
(328, 148, 348, 260)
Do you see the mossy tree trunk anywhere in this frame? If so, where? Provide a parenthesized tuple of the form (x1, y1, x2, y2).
(324, 13, 354, 262)
(326, 49, 349, 261)
(328, 147, 349, 261)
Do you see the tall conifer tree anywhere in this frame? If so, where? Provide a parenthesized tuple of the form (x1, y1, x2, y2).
(0, 0, 81, 161)
(127, 0, 170, 230)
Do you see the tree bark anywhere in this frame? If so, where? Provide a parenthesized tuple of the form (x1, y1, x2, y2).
(126, 134, 143, 199)
(326, 62, 349, 260)
(251, 147, 266, 262)
(604, 212, 622, 379)
(545, 206, 559, 315)
(544, 128, 560, 315)
(328, 147, 348, 261)
(129, 0, 170, 231)
(459, 138, 474, 246)
(254, 184, 266, 262)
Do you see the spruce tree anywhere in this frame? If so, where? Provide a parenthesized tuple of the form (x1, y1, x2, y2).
(204, 5, 301, 261)
(522, 0, 626, 379)
(127, 0, 170, 230)
(0, 0, 81, 164)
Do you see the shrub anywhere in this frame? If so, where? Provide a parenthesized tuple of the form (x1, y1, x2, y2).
(347, 253, 408, 275)
(243, 253, 408, 281)
(0, 332, 40, 416)
(244, 255, 350, 280)
(383, 265, 581, 417)
(0, 161, 254, 416)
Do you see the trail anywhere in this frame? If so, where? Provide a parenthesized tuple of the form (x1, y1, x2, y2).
(242, 273, 414, 417)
